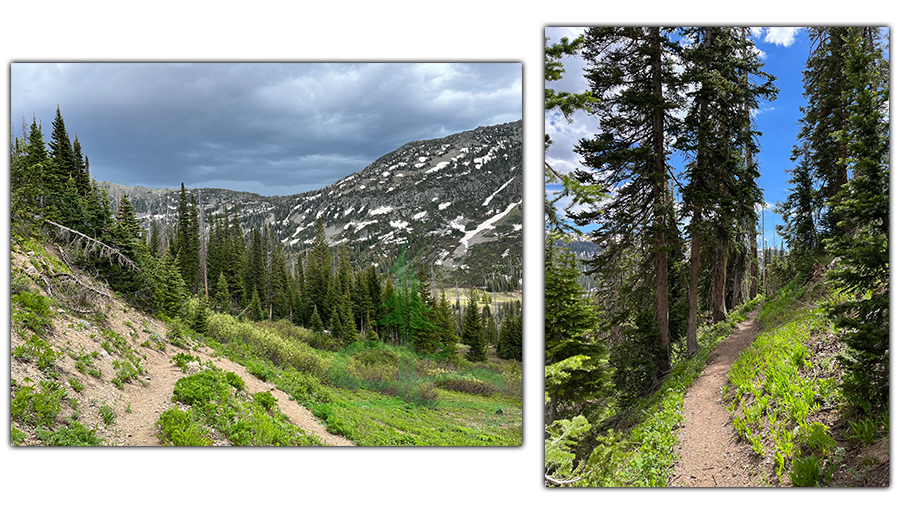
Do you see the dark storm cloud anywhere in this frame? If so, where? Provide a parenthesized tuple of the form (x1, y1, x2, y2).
(11, 62, 522, 196)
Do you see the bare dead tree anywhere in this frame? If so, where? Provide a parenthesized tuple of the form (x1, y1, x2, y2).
(44, 218, 140, 272)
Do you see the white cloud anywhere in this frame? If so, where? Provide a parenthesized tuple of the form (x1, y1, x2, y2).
(763, 27, 801, 47)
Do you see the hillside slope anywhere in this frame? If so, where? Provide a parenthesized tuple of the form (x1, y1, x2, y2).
(10, 239, 349, 446)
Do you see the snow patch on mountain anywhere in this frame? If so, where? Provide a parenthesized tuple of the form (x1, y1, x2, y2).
(425, 161, 450, 174)
(452, 200, 521, 258)
(482, 174, 516, 207)
(369, 205, 394, 215)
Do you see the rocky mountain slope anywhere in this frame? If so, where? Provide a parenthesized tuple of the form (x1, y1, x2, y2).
(101, 120, 523, 288)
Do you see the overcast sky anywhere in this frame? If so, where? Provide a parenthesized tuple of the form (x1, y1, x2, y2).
(544, 26, 871, 249)
(11, 62, 522, 196)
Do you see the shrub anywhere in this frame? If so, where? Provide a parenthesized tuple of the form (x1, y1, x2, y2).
(157, 408, 213, 446)
(434, 378, 498, 396)
(12, 333, 63, 372)
(11, 291, 54, 336)
(172, 369, 231, 407)
(246, 360, 275, 382)
(207, 314, 327, 378)
(224, 372, 246, 392)
(253, 391, 277, 411)
(417, 382, 439, 401)
(35, 420, 103, 446)
(278, 368, 335, 404)
(347, 349, 400, 381)
(11, 379, 66, 429)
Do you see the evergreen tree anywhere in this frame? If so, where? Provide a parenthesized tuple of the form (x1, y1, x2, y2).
(309, 305, 324, 333)
(825, 28, 890, 411)
(799, 27, 854, 239)
(249, 287, 265, 322)
(113, 193, 142, 260)
(214, 272, 231, 312)
(497, 300, 523, 362)
(573, 26, 684, 374)
(462, 289, 487, 362)
(306, 219, 333, 321)
(544, 244, 609, 420)
(46, 106, 76, 221)
(246, 227, 267, 314)
(433, 290, 460, 356)
(678, 27, 776, 350)
(174, 184, 201, 294)
(71, 134, 91, 197)
(193, 293, 210, 334)
(158, 254, 187, 317)
(776, 151, 820, 269)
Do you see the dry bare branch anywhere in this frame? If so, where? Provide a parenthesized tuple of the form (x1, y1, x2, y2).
(44, 219, 140, 272)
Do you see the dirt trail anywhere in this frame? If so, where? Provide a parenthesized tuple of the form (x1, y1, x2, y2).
(669, 310, 766, 487)
(11, 247, 354, 447)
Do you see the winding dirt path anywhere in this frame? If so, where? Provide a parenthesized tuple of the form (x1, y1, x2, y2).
(669, 310, 766, 487)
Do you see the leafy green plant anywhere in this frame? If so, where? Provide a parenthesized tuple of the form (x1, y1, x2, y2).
(245, 360, 275, 382)
(253, 391, 277, 411)
(12, 333, 63, 372)
(11, 379, 66, 429)
(789, 455, 832, 487)
(70, 348, 102, 378)
(112, 357, 144, 389)
(36, 420, 103, 446)
(11, 291, 54, 336)
(99, 404, 116, 426)
(11, 426, 27, 446)
(846, 417, 878, 445)
(224, 372, 246, 392)
(156, 408, 213, 446)
(798, 422, 836, 456)
(68, 377, 85, 393)
(172, 369, 231, 407)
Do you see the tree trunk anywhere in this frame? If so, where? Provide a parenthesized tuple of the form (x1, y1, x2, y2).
(649, 27, 670, 372)
(731, 239, 745, 308)
(686, 215, 701, 355)
(744, 27, 759, 300)
(711, 242, 728, 322)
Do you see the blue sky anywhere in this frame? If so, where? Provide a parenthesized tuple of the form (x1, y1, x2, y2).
(11, 63, 522, 196)
(545, 26, 866, 251)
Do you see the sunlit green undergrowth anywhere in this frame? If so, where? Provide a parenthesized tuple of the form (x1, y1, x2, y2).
(312, 387, 520, 446)
(11, 378, 67, 430)
(726, 292, 838, 484)
(159, 367, 324, 446)
(207, 313, 330, 378)
(203, 312, 521, 446)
